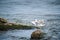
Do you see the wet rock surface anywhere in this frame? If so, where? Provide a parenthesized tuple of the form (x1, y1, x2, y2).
(0, 18, 7, 24)
(0, 18, 34, 31)
(30, 30, 45, 40)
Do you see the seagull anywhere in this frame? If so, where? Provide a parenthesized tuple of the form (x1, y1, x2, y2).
(31, 19, 38, 26)
(31, 19, 45, 26)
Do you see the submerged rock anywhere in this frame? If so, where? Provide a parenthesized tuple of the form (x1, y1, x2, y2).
(30, 30, 45, 40)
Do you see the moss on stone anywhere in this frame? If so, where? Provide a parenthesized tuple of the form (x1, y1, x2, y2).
(0, 18, 34, 31)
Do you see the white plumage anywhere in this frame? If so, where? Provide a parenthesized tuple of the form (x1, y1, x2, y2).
(31, 19, 45, 26)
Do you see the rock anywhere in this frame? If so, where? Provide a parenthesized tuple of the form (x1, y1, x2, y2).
(30, 30, 44, 40)
(4, 22, 17, 26)
(0, 18, 7, 23)
(4, 23, 13, 26)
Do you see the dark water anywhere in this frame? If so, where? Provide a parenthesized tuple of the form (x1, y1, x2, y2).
(0, 0, 60, 40)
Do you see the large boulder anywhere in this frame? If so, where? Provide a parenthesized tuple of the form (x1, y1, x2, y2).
(30, 30, 44, 40)
(0, 18, 7, 24)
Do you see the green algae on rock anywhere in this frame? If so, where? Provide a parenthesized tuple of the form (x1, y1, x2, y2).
(0, 18, 7, 24)
(0, 18, 34, 31)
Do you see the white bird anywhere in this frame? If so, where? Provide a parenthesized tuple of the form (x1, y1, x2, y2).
(31, 19, 45, 26)
(31, 19, 38, 26)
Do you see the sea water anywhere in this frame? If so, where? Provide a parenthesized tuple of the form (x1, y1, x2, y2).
(0, 0, 60, 40)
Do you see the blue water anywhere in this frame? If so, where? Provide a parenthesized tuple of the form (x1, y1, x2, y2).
(0, 0, 60, 40)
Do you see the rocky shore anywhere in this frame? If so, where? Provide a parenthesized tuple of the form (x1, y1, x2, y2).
(0, 18, 34, 31)
(0, 18, 46, 39)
